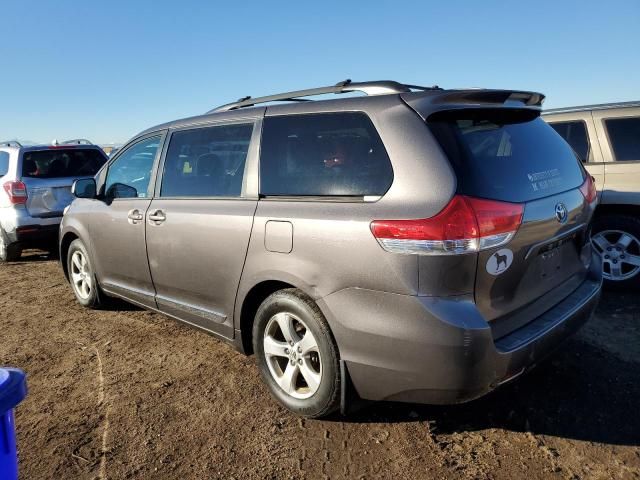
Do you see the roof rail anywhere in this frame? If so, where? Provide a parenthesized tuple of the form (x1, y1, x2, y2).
(543, 100, 640, 115)
(0, 140, 22, 148)
(208, 79, 440, 113)
(60, 138, 93, 145)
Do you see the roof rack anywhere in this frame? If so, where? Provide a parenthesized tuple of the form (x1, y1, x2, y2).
(208, 79, 441, 113)
(0, 140, 22, 148)
(60, 138, 93, 145)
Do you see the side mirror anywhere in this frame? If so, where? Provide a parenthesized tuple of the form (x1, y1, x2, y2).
(72, 178, 97, 199)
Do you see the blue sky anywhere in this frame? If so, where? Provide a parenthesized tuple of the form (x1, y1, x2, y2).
(1, 0, 638, 145)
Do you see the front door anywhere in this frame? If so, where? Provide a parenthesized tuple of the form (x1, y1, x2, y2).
(90, 133, 165, 308)
(145, 121, 259, 338)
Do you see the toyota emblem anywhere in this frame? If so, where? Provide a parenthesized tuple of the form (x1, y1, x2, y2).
(555, 203, 568, 224)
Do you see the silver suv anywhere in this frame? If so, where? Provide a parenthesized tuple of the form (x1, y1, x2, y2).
(0, 140, 107, 261)
(60, 80, 602, 417)
(544, 102, 640, 289)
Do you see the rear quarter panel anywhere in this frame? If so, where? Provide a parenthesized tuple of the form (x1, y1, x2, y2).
(234, 96, 458, 329)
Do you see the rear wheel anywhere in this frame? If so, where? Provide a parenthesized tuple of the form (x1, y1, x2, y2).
(67, 239, 102, 308)
(253, 289, 340, 418)
(0, 228, 21, 262)
(591, 214, 640, 290)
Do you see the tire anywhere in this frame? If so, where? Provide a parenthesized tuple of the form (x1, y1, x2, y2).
(0, 228, 21, 262)
(253, 289, 341, 418)
(591, 214, 640, 290)
(67, 239, 103, 308)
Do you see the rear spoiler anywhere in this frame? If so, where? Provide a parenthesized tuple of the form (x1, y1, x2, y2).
(401, 89, 545, 120)
(432, 89, 544, 107)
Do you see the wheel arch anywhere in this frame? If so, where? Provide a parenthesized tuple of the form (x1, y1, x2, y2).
(237, 280, 298, 355)
(595, 203, 640, 219)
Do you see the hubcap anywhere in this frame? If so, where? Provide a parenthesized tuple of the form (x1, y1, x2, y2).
(263, 312, 322, 399)
(70, 250, 92, 299)
(591, 229, 640, 281)
(0, 234, 5, 258)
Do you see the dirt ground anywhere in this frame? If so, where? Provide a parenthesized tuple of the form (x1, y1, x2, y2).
(1, 251, 639, 480)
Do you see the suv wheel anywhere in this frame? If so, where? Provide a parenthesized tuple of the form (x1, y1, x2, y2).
(0, 228, 21, 262)
(67, 239, 102, 308)
(591, 214, 640, 290)
(253, 289, 340, 418)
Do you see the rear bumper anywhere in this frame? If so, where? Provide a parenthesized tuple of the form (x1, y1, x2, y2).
(0, 207, 61, 246)
(318, 253, 602, 405)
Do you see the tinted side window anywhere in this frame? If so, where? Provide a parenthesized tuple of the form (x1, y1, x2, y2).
(260, 112, 393, 196)
(549, 121, 590, 163)
(161, 123, 253, 197)
(0, 152, 9, 177)
(605, 117, 640, 161)
(105, 136, 161, 199)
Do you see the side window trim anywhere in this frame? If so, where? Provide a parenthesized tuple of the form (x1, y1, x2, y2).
(548, 119, 592, 164)
(102, 131, 167, 200)
(153, 119, 260, 200)
(258, 111, 394, 199)
(602, 115, 640, 163)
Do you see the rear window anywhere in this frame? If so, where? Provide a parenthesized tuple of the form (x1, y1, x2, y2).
(22, 148, 106, 178)
(604, 117, 640, 161)
(0, 152, 9, 177)
(548, 121, 590, 163)
(428, 110, 585, 203)
(260, 112, 393, 197)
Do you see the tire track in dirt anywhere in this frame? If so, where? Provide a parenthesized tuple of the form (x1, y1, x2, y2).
(1, 254, 639, 479)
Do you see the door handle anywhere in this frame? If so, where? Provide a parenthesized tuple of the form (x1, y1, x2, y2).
(148, 210, 166, 224)
(127, 209, 143, 224)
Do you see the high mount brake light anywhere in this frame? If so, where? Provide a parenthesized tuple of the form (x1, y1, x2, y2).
(579, 175, 597, 204)
(2, 181, 28, 205)
(370, 195, 523, 255)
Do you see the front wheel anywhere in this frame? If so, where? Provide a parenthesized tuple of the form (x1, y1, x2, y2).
(253, 289, 341, 418)
(67, 239, 102, 308)
(591, 214, 640, 290)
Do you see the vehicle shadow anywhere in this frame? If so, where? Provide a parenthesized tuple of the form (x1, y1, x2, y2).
(11, 249, 56, 263)
(338, 292, 639, 447)
(6, 250, 143, 312)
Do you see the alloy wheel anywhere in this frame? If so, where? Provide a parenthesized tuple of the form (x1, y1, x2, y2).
(70, 250, 93, 299)
(591, 229, 640, 281)
(263, 312, 323, 399)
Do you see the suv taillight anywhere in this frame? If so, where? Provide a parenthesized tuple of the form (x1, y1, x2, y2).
(579, 175, 597, 204)
(371, 195, 524, 255)
(3, 181, 28, 205)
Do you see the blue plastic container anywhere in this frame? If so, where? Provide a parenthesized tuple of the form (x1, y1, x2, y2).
(0, 369, 27, 480)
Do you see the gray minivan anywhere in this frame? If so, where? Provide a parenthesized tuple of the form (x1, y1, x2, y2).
(60, 80, 602, 417)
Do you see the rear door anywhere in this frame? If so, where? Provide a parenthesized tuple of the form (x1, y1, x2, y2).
(425, 108, 595, 332)
(591, 108, 640, 205)
(145, 118, 261, 339)
(20, 147, 107, 218)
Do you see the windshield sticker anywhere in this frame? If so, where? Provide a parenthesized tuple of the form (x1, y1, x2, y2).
(486, 248, 514, 276)
(527, 169, 562, 192)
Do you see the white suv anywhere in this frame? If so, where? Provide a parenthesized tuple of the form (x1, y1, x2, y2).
(0, 140, 107, 261)
(544, 102, 640, 289)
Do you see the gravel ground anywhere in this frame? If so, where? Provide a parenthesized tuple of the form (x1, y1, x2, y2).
(1, 251, 639, 479)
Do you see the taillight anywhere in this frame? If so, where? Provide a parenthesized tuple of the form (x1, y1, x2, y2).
(579, 175, 597, 204)
(3, 181, 28, 205)
(371, 195, 523, 255)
